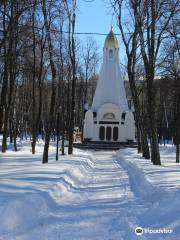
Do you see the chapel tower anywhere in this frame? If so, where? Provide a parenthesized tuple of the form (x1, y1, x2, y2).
(83, 28, 135, 143)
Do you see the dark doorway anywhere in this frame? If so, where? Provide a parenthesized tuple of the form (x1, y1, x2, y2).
(99, 126, 105, 140)
(113, 127, 118, 141)
(106, 127, 112, 140)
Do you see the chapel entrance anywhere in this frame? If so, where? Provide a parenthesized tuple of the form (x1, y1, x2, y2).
(99, 126, 119, 141)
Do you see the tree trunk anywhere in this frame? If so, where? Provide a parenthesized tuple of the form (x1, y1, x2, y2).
(9, 117, 13, 143)
(0, 3, 8, 132)
(68, 13, 76, 155)
(43, 130, 51, 164)
(31, 1, 37, 154)
(12, 121, 17, 152)
(176, 144, 179, 163)
(42, 0, 57, 163)
(128, 72, 150, 159)
(56, 112, 60, 161)
(32, 34, 44, 154)
(2, 106, 8, 152)
(61, 97, 65, 155)
(147, 79, 161, 165)
(135, 118, 142, 153)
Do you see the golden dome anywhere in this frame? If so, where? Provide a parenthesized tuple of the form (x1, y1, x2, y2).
(104, 28, 119, 49)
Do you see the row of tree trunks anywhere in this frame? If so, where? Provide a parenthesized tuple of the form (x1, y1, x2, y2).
(0, 0, 93, 160)
(173, 72, 180, 163)
(0, 2, 9, 132)
(2, 0, 18, 152)
(114, 0, 150, 159)
(133, 0, 178, 165)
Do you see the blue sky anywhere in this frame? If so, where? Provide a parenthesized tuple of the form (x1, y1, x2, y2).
(76, 2, 121, 49)
(76, 0, 126, 67)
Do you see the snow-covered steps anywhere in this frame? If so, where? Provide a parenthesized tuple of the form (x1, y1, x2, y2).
(74, 141, 137, 150)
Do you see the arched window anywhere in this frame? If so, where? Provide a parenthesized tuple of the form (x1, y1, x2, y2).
(93, 112, 97, 118)
(121, 112, 126, 120)
(103, 113, 115, 120)
(106, 127, 112, 141)
(99, 126, 105, 140)
(113, 127, 118, 141)
(109, 49, 113, 58)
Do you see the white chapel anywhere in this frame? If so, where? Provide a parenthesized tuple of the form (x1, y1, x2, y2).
(83, 28, 135, 143)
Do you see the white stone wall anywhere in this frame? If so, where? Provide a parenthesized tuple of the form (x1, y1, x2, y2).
(83, 103, 135, 142)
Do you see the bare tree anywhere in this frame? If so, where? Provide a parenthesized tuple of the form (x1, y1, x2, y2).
(132, 0, 179, 165)
(63, 0, 77, 154)
(30, 2, 46, 154)
(31, 0, 37, 154)
(161, 32, 180, 162)
(42, 0, 57, 163)
(82, 37, 99, 105)
(111, 0, 150, 159)
(1, 0, 19, 152)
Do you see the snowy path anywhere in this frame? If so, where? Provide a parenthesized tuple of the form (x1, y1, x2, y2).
(48, 151, 139, 240)
(0, 148, 139, 240)
(0, 144, 179, 239)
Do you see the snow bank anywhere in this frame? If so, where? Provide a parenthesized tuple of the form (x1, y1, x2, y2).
(117, 150, 166, 202)
(117, 147, 180, 239)
(0, 141, 134, 239)
(1, 138, 180, 239)
(0, 193, 49, 236)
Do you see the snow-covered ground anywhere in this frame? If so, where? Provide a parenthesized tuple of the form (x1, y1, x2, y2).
(0, 139, 180, 240)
